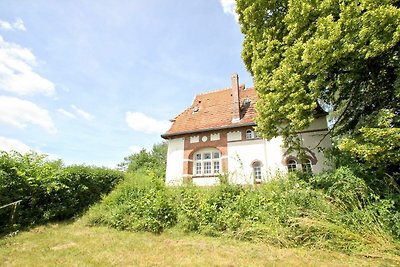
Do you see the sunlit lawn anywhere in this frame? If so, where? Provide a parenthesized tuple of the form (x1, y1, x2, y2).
(1, 220, 399, 267)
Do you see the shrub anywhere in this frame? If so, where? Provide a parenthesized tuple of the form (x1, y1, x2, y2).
(0, 151, 123, 232)
(85, 171, 177, 234)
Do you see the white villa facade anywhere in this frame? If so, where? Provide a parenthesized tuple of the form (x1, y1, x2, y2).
(161, 74, 331, 186)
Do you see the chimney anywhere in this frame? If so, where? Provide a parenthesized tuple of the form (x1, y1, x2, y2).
(231, 73, 240, 123)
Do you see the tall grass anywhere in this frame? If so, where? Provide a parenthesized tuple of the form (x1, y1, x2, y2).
(84, 167, 400, 254)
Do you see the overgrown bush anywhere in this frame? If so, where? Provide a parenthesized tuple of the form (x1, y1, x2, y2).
(0, 151, 123, 232)
(85, 168, 399, 253)
(85, 171, 177, 234)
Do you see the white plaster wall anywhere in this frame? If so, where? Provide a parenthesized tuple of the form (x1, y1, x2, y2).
(227, 139, 267, 184)
(192, 177, 220, 186)
(190, 135, 199, 143)
(305, 116, 328, 131)
(210, 133, 220, 141)
(300, 130, 332, 173)
(165, 138, 185, 186)
(298, 116, 331, 173)
(264, 136, 287, 174)
(227, 131, 242, 141)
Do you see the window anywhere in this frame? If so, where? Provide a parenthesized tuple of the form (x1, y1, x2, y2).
(252, 161, 262, 182)
(246, 129, 254, 139)
(204, 162, 212, 174)
(302, 159, 312, 173)
(193, 148, 221, 176)
(246, 129, 261, 139)
(287, 159, 297, 172)
(213, 161, 220, 173)
(195, 162, 202, 175)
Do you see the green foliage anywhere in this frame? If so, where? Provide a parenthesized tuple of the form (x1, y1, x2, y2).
(85, 171, 177, 234)
(237, 0, 399, 140)
(338, 109, 400, 174)
(41, 165, 123, 221)
(118, 142, 167, 179)
(86, 169, 399, 253)
(0, 151, 123, 232)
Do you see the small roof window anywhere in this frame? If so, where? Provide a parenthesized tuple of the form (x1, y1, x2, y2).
(243, 98, 251, 106)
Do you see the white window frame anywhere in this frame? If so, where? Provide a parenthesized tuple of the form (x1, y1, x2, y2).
(301, 158, 313, 173)
(287, 159, 297, 172)
(246, 129, 254, 139)
(252, 161, 262, 182)
(193, 148, 221, 176)
(246, 129, 261, 140)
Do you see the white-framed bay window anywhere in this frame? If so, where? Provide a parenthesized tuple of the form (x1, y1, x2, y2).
(193, 148, 221, 176)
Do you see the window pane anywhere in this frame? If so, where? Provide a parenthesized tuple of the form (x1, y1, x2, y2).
(204, 162, 212, 174)
(288, 160, 297, 172)
(302, 159, 312, 173)
(254, 166, 262, 180)
(214, 161, 220, 173)
(195, 162, 202, 175)
(204, 153, 211, 160)
(213, 152, 220, 159)
(195, 153, 201, 160)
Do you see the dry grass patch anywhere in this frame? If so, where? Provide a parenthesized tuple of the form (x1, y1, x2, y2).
(0, 220, 399, 266)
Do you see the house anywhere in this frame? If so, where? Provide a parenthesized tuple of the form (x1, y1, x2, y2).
(161, 74, 331, 186)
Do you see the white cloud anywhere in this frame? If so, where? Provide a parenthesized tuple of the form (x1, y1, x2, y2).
(126, 112, 170, 134)
(71, 105, 95, 121)
(0, 20, 12, 31)
(219, 0, 239, 21)
(0, 136, 60, 160)
(0, 18, 26, 31)
(0, 96, 56, 133)
(58, 108, 76, 119)
(13, 18, 26, 31)
(0, 35, 55, 96)
(0, 136, 32, 154)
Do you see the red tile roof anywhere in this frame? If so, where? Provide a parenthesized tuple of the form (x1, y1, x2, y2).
(162, 85, 258, 138)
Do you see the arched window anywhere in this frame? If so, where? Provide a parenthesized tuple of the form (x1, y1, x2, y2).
(246, 129, 254, 139)
(246, 129, 261, 140)
(193, 148, 221, 176)
(287, 159, 297, 172)
(302, 158, 312, 173)
(252, 161, 262, 182)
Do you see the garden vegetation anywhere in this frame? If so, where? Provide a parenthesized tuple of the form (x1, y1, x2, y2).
(84, 167, 400, 254)
(0, 151, 123, 233)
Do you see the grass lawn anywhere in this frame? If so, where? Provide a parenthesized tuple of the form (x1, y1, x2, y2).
(0, 220, 399, 267)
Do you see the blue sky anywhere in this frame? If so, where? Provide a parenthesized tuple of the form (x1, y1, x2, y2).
(0, 0, 253, 167)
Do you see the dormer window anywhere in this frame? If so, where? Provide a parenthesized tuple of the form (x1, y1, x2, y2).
(243, 98, 251, 107)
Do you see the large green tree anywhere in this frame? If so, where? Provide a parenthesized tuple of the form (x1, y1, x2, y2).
(237, 0, 399, 138)
(118, 142, 168, 178)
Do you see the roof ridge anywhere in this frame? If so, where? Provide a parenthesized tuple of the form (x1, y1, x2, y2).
(196, 87, 230, 96)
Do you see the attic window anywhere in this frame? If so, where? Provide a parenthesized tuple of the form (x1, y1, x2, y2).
(243, 98, 251, 106)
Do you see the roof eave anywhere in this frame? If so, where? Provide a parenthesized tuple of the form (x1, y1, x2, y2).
(161, 122, 257, 139)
